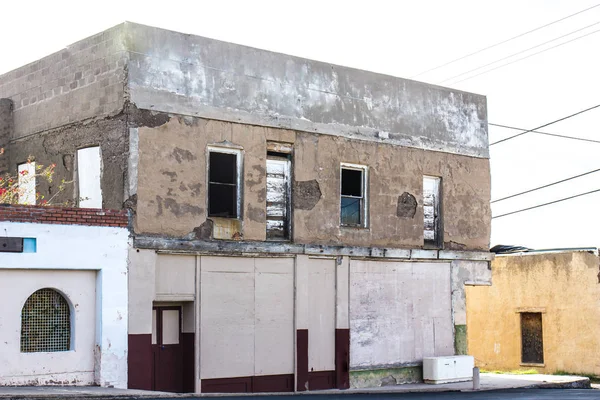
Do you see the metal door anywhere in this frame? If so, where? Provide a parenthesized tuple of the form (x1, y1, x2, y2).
(152, 307, 183, 393)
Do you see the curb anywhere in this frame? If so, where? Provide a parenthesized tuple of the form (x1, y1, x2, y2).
(0, 378, 591, 400)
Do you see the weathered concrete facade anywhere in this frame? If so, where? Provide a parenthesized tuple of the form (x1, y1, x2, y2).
(0, 22, 492, 392)
(467, 249, 600, 377)
(134, 116, 490, 249)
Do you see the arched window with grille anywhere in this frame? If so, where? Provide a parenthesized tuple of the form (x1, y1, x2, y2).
(21, 288, 71, 353)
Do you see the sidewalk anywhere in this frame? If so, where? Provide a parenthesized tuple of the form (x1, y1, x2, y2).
(0, 374, 590, 399)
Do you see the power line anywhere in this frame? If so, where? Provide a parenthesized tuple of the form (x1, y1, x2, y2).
(491, 168, 600, 203)
(489, 123, 600, 145)
(448, 27, 600, 85)
(492, 188, 600, 219)
(490, 104, 600, 146)
(410, 3, 600, 79)
(438, 21, 600, 84)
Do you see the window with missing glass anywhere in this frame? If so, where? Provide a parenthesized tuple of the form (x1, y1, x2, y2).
(340, 164, 368, 227)
(423, 175, 442, 248)
(208, 148, 241, 218)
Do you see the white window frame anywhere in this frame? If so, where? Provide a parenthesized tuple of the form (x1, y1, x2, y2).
(340, 162, 369, 228)
(18, 162, 36, 205)
(207, 145, 243, 219)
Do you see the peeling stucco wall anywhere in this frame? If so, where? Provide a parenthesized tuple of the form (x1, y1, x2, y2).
(135, 115, 490, 250)
(123, 22, 488, 159)
(0, 221, 129, 388)
(5, 117, 129, 208)
(135, 115, 295, 239)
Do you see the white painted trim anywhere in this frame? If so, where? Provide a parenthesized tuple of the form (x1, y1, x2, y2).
(340, 162, 369, 228)
(206, 145, 243, 219)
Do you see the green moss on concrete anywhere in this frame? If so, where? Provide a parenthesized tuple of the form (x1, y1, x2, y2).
(350, 366, 422, 388)
(455, 324, 467, 355)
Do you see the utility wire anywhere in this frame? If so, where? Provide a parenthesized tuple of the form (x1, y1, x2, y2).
(490, 104, 600, 146)
(489, 123, 600, 145)
(491, 168, 600, 203)
(492, 188, 600, 219)
(410, 3, 600, 79)
(438, 21, 600, 84)
(448, 27, 600, 85)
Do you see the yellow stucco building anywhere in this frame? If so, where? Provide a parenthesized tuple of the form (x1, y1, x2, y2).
(467, 249, 600, 376)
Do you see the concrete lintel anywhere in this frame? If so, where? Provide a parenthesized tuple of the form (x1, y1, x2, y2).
(439, 250, 494, 261)
(154, 294, 195, 302)
(382, 248, 411, 259)
(134, 236, 490, 261)
(410, 249, 438, 259)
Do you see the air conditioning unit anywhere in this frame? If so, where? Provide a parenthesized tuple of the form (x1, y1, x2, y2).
(423, 355, 474, 384)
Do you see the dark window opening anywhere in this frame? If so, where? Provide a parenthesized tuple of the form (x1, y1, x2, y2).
(208, 151, 238, 218)
(266, 152, 291, 240)
(341, 167, 365, 226)
(521, 312, 544, 364)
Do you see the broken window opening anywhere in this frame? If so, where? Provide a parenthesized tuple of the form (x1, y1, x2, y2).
(208, 149, 240, 218)
(18, 162, 36, 205)
(521, 312, 544, 364)
(341, 164, 367, 227)
(266, 152, 291, 240)
(423, 175, 442, 248)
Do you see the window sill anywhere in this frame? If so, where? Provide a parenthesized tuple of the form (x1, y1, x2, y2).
(340, 225, 369, 230)
(520, 363, 545, 368)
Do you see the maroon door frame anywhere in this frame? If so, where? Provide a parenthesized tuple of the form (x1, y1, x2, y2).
(152, 306, 184, 393)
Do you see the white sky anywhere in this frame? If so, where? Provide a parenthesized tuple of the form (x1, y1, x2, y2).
(1, 0, 599, 249)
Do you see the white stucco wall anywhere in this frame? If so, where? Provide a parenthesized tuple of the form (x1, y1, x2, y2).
(0, 221, 129, 388)
(349, 260, 454, 369)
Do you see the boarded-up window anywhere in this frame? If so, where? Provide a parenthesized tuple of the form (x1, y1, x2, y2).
(341, 164, 368, 227)
(18, 162, 36, 205)
(208, 149, 240, 218)
(266, 153, 291, 240)
(521, 312, 544, 364)
(423, 176, 442, 247)
(77, 147, 103, 208)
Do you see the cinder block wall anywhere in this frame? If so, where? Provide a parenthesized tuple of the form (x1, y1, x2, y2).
(0, 24, 127, 139)
(0, 98, 13, 173)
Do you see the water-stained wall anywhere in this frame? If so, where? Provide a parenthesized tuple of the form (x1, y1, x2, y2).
(467, 251, 600, 375)
(135, 114, 490, 251)
(123, 22, 488, 159)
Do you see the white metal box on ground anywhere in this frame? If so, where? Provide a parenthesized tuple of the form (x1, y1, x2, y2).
(423, 356, 474, 384)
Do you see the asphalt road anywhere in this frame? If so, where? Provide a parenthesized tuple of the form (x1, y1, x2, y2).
(164, 389, 600, 400)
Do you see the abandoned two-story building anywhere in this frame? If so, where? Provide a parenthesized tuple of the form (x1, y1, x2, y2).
(0, 22, 492, 393)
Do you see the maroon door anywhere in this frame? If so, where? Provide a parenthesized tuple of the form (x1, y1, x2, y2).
(152, 307, 183, 393)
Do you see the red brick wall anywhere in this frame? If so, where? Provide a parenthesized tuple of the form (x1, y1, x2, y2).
(0, 205, 128, 227)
